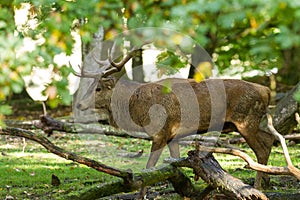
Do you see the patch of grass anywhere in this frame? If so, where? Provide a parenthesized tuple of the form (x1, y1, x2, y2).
(1, 133, 300, 199)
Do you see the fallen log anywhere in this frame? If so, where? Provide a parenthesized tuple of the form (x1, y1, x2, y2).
(170, 151, 268, 200)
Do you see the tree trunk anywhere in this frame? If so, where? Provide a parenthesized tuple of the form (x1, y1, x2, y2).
(260, 81, 300, 135)
(278, 47, 300, 85)
(132, 49, 144, 83)
(73, 26, 105, 123)
(188, 45, 213, 78)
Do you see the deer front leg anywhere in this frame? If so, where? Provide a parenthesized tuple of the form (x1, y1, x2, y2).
(138, 136, 167, 199)
(146, 137, 167, 168)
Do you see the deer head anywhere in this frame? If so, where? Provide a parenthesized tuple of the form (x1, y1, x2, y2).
(75, 42, 140, 112)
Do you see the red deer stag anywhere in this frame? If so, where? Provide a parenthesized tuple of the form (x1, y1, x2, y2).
(75, 46, 274, 193)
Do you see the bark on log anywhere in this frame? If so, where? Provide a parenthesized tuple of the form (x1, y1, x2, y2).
(171, 150, 268, 200)
(260, 82, 300, 134)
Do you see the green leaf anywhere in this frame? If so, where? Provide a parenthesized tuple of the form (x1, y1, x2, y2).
(11, 82, 24, 94)
(0, 105, 12, 115)
(48, 98, 59, 109)
(294, 87, 300, 103)
(58, 89, 72, 105)
(156, 51, 187, 75)
(161, 80, 172, 94)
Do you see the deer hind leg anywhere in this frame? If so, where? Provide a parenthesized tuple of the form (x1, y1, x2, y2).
(253, 129, 275, 188)
(235, 123, 274, 189)
(167, 139, 180, 158)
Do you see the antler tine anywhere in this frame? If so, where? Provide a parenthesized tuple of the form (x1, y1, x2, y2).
(92, 52, 110, 66)
(101, 47, 140, 78)
(72, 61, 105, 79)
(73, 70, 103, 79)
(109, 47, 140, 69)
(78, 42, 142, 79)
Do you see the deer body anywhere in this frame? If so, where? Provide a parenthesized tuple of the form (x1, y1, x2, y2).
(88, 78, 274, 177)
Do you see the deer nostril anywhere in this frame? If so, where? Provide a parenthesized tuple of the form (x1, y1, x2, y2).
(76, 103, 82, 110)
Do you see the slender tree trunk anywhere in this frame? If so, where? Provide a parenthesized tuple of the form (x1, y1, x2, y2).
(132, 49, 144, 82)
(279, 47, 300, 85)
(73, 26, 105, 123)
(188, 45, 213, 78)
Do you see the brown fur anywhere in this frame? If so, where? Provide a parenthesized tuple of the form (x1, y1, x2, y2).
(77, 77, 274, 188)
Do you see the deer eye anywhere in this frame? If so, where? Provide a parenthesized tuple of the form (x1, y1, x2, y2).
(96, 87, 101, 91)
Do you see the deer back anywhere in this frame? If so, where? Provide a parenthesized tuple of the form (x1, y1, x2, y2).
(94, 78, 270, 141)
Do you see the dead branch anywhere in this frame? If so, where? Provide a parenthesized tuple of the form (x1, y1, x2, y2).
(8, 116, 299, 143)
(2, 125, 292, 199)
(185, 114, 300, 181)
(192, 146, 294, 176)
(266, 113, 300, 180)
(33, 115, 150, 139)
(73, 164, 201, 200)
(284, 133, 300, 140)
(0, 127, 132, 180)
(32, 115, 300, 179)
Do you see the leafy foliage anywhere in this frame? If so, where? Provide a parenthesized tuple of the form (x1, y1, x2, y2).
(1, 0, 300, 125)
(294, 87, 300, 103)
(156, 51, 188, 76)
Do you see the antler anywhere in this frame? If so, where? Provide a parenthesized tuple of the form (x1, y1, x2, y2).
(103, 46, 140, 77)
(74, 41, 140, 79)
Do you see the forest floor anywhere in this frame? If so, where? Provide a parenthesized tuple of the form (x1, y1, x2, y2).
(1, 96, 300, 199)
